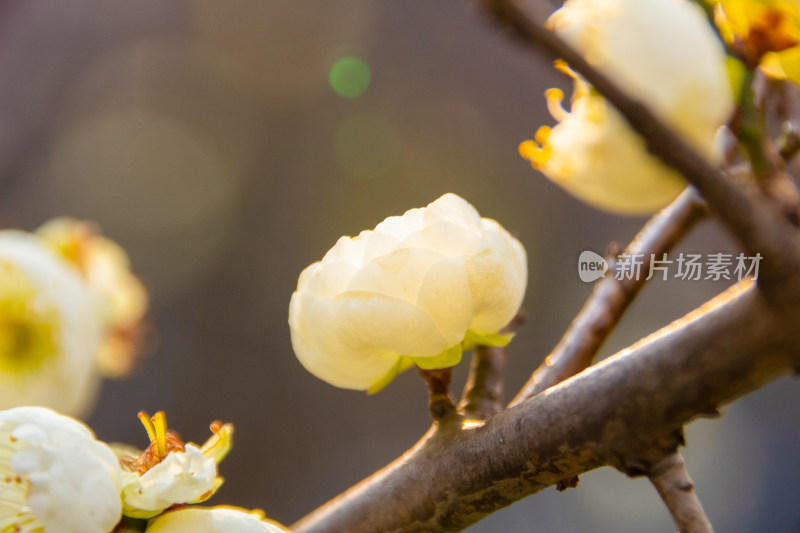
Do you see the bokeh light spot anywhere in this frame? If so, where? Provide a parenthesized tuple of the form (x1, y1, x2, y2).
(329, 57, 371, 98)
(334, 114, 399, 179)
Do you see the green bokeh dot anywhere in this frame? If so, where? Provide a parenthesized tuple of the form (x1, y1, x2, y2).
(329, 57, 371, 98)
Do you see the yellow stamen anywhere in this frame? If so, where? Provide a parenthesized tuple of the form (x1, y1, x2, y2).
(554, 59, 575, 78)
(535, 125, 551, 145)
(137, 411, 157, 443)
(152, 411, 168, 458)
(545, 88, 569, 121)
(519, 139, 552, 170)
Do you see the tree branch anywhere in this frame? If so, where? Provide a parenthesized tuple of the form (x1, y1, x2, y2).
(648, 452, 714, 533)
(512, 187, 707, 405)
(293, 281, 799, 533)
(481, 0, 800, 291)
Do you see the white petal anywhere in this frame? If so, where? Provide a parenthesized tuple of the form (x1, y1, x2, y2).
(321, 234, 366, 265)
(398, 220, 482, 256)
(415, 257, 474, 346)
(467, 220, 527, 333)
(423, 193, 483, 234)
(373, 208, 424, 240)
(122, 444, 216, 513)
(300, 261, 359, 299)
(346, 248, 442, 303)
(0, 407, 122, 533)
(144, 507, 291, 533)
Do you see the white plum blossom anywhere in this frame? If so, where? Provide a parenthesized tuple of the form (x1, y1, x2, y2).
(289, 193, 527, 392)
(0, 231, 102, 416)
(119, 412, 233, 519)
(521, 0, 735, 215)
(0, 407, 122, 533)
(143, 507, 291, 533)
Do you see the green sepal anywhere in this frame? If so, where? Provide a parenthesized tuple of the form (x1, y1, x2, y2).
(461, 329, 515, 350)
(367, 356, 415, 395)
(411, 344, 463, 370)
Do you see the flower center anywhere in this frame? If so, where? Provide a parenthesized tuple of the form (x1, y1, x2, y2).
(123, 411, 186, 475)
(0, 264, 58, 375)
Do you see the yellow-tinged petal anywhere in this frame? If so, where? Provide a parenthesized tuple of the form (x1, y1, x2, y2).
(143, 506, 291, 533)
(200, 422, 234, 464)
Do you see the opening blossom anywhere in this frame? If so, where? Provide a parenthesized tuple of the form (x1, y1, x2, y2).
(289, 193, 527, 392)
(0, 407, 122, 533)
(520, 0, 735, 215)
(0, 232, 102, 416)
(117, 411, 233, 519)
(143, 507, 291, 533)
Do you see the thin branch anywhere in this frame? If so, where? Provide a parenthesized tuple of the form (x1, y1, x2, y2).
(511, 187, 707, 405)
(459, 316, 523, 419)
(481, 0, 800, 290)
(419, 367, 458, 424)
(648, 452, 714, 533)
(293, 281, 800, 533)
(458, 344, 506, 420)
(778, 121, 800, 163)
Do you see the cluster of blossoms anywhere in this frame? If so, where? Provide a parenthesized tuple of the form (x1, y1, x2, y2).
(0, 406, 289, 533)
(0, 219, 147, 417)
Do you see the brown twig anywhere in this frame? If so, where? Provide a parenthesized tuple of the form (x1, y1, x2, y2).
(778, 121, 800, 163)
(459, 316, 523, 419)
(482, 0, 800, 292)
(458, 344, 506, 420)
(511, 187, 707, 405)
(419, 367, 458, 424)
(293, 281, 799, 533)
(648, 452, 714, 533)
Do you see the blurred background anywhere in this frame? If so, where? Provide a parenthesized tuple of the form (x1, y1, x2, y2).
(0, 1, 798, 531)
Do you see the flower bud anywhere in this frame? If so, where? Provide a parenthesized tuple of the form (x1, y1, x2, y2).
(289, 193, 527, 392)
